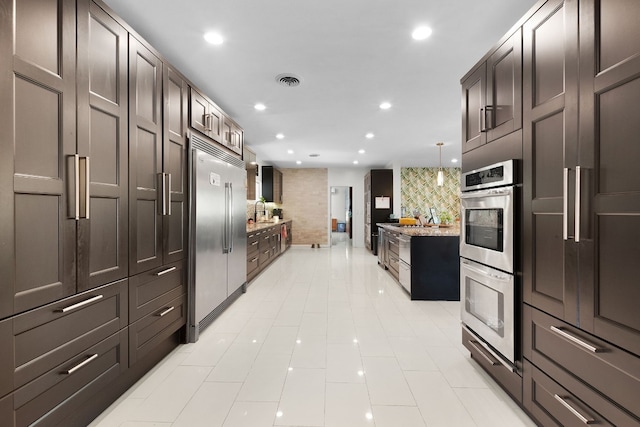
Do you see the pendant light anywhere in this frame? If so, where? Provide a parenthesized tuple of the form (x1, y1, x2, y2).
(436, 142, 444, 186)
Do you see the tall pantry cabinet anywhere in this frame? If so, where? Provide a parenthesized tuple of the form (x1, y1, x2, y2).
(461, 0, 640, 425)
(0, 0, 188, 425)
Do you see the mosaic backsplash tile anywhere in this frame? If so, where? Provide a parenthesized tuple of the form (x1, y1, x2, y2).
(401, 167, 461, 221)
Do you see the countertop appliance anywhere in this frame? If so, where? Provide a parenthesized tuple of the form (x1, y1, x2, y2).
(188, 134, 247, 342)
(460, 159, 518, 368)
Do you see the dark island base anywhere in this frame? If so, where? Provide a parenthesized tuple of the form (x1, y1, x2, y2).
(410, 235, 460, 301)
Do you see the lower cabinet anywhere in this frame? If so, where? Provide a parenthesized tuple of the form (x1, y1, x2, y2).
(247, 222, 292, 282)
(1, 279, 129, 427)
(128, 261, 187, 365)
(523, 304, 640, 425)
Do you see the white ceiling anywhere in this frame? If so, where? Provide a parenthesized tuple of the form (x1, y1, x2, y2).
(102, 0, 536, 169)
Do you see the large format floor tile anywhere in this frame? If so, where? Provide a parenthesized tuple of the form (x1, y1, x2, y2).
(90, 245, 535, 427)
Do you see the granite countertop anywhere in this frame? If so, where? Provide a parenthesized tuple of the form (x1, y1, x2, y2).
(377, 223, 460, 237)
(247, 219, 291, 233)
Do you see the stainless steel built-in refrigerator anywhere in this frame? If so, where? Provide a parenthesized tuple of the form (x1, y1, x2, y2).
(188, 134, 247, 342)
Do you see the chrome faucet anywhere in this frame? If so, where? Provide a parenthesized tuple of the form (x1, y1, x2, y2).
(254, 200, 265, 222)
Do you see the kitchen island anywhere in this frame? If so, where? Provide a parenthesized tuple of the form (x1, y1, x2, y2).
(377, 224, 460, 300)
(246, 220, 292, 282)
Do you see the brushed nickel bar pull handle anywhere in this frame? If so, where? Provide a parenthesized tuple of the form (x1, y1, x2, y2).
(85, 157, 91, 219)
(248, 234, 255, 238)
(264, 250, 270, 254)
(550, 326, 602, 353)
(65, 353, 98, 375)
(157, 173, 166, 215)
(479, 107, 484, 133)
(554, 394, 595, 424)
(157, 306, 175, 317)
(575, 166, 581, 243)
(563, 167, 569, 240)
(166, 173, 172, 216)
(156, 266, 177, 276)
(74, 154, 80, 220)
(250, 257, 258, 263)
(59, 295, 104, 313)
(468, 340, 499, 366)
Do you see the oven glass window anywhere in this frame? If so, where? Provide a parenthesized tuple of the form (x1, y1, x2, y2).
(465, 208, 503, 252)
(465, 277, 504, 336)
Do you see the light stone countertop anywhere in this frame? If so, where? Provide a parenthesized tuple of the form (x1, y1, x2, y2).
(377, 223, 460, 237)
(246, 219, 291, 233)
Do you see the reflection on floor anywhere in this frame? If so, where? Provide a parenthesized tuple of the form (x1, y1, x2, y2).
(331, 231, 350, 246)
(90, 246, 536, 427)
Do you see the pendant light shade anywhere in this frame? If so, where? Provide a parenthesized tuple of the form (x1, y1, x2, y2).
(436, 142, 444, 187)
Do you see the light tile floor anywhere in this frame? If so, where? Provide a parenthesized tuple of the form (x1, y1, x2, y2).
(90, 244, 537, 427)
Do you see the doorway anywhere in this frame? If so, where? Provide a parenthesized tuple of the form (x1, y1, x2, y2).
(330, 186, 352, 246)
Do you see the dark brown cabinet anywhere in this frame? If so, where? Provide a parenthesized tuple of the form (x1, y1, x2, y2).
(262, 166, 283, 203)
(364, 169, 393, 254)
(524, 0, 640, 358)
(522, 0, 579, 323)
(129, 37, 187, 275)
(461, 29, 522, 153)
(462, 0, 640, 424)
(222, 115, 244, 156)
(246, 222, 291, 282)
(0, 0, 78, 317)
(576, 0, 640, 358)
(189, 87, 223, 143)
(77, 1, 130, 292)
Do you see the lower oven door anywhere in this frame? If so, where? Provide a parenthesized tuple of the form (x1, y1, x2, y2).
(460, 258, 514, 364)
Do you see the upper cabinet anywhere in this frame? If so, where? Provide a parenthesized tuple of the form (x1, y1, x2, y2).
(189, 87, 223, 143)
(262, 166, 283, 204)
(189, 87, 243, 157)
(461, 29, 522, 153)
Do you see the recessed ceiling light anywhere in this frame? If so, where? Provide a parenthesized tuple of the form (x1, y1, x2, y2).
(203, 32, 224, 45)
(412, 26, 433, 40)
(358, 149, 365, 154)
(296, 160, 302, 165)
(451, 158, 458, 163)
(287, 149, 294, 154)
(365, 133, 375, 139)
(379, 102, 391, 110)
(353, 160, 359, 165)
(276, 133, 285, 139)
(254, 103, 266, 111)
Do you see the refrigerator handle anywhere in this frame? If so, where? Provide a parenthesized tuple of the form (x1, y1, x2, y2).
(229, 182, 234, 253)
(223, 182, 230, 253)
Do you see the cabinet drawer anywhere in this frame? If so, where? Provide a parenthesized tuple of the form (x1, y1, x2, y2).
(247, 233, 260, 256)
(14, 329, 127, 427)
(524, 304, 640, 420)
(523, 360, 638, 427)
(259, 247, 271, 265)
(388, 254, 400, 280)
(12, 279, 127, 391)
(388, 237, 399, 257)
(129, 261, 186, 323)
(129, 294, 186, 366)
(247, 254, 259, 276)
(462, 328, 522, 403)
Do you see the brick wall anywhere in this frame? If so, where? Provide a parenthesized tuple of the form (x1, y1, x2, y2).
(281, 168, 328, 246)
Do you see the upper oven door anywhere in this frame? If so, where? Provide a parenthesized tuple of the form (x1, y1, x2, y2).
(460, 185, 514, 273)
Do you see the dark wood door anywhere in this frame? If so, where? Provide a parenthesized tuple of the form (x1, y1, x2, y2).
(222, 116, 233, 151)
(0, 0, 78, 317)
(76, 1, 129, 291)
(232, 124, 244, 156)
(578, 0, 640, 357)
(522, 0, 579, 323)
(163, 66, 188, 264)
(189, 87, 208, 137)
(461, 64, 486, 153)
(129, 36, 164, 275)
(486, 29, 522, 142)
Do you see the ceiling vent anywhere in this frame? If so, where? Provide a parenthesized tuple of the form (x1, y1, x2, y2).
(309, 153, 320, 157)
(276, 73, 302, 87)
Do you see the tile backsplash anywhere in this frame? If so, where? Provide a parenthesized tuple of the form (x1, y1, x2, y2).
(401, 167, 461, 220)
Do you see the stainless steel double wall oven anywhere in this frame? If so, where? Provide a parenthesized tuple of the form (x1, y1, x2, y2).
(460, 160, 518, 367)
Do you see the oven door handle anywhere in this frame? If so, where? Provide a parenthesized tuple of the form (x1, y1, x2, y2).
(461, 260, 511, 281)
(460, 187, 514, 199)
